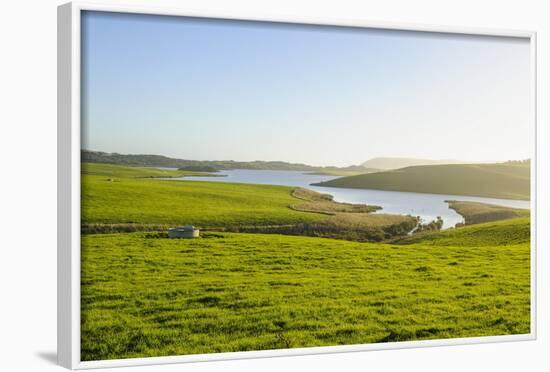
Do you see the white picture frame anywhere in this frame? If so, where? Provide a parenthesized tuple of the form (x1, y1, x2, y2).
(58, 1, 537, 369)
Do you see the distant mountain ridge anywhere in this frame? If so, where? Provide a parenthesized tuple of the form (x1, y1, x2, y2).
(82, 150, 366, 173)
(361, 157, 489, 170)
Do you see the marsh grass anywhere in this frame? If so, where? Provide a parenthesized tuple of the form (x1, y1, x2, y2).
(290, 187, 381, 214)
(447, 200, 529, 225)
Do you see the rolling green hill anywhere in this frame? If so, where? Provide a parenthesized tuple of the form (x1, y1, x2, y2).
(397, 216, 530, 247)
(361, 157, 469, 170)
(83, 150, 367, 173)
(82, 175, 325, 227)
(314, 162, 530, 200)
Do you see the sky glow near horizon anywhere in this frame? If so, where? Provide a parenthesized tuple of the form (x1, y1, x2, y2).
(81, 11, 532, 167)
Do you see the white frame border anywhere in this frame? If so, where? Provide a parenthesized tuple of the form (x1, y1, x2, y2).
(57, 1, 538, 369)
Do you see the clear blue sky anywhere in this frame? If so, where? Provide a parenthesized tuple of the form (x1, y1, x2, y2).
(82, 11, 532, 167)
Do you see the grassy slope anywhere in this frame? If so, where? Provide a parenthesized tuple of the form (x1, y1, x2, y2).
(314, 163, 530, 200)
(447, 201, 529, 225)
(397, 217, 530, 247)
(82, 175, 325, 227)
(81, 219, 530, 360)
(361, 157, 466, 170)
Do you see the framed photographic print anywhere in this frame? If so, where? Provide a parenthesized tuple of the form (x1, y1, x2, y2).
(57, 1, 537, 369)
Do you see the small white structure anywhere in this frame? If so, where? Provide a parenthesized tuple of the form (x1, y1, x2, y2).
(168, 225, 200, 238)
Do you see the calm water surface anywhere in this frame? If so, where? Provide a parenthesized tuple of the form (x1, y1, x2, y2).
(165, 169, 530, 229)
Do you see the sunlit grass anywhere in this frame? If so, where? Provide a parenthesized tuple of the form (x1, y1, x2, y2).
(82, 174, 325, 227)
(81, 219, 530, 361)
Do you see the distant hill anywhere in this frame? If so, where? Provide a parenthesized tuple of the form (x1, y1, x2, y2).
(82, 150, 367, 173)
(313, 162, 530, 200)
(361, 157, 483, 170)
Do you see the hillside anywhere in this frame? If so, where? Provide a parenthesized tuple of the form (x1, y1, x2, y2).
(396, 216, 530, 247)
(83, 150, 366, 173)
(314, 162, 530, 200)
(361, 157, 471, 170)
(446, 201, 529, 225)
(81, 175, 325, 228)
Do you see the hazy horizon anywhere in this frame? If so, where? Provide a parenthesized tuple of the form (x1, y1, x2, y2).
(83, 148, 529, 169)
(82, 11, 532, 167)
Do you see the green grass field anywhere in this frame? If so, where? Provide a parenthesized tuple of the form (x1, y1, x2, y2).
(81, 167, 413, 240)
(81, 218, 530, 361)
(82, 174, 325, 227)
(80, 162, 531, 361)
(314, 163, 530, 200)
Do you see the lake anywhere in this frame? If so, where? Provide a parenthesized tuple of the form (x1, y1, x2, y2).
(166, 169, 530, 229)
